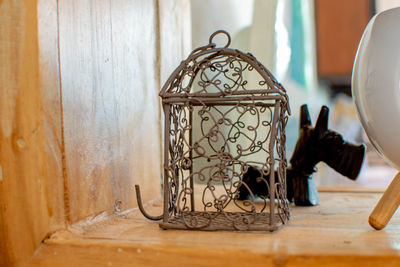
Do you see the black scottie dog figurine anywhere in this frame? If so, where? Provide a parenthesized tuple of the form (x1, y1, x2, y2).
(238, 104, 366, 206)
(237, 166, 270, 201)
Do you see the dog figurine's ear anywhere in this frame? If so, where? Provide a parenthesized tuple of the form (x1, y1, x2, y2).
(314, 106, 329, 136)
(300, 104, 312, 129)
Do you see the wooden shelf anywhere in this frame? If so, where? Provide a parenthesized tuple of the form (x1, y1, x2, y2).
(27, 192, 400, 266)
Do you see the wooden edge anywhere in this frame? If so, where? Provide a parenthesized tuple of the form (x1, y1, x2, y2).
(27, 237, 400, 267)
(317, 186, 385, 193)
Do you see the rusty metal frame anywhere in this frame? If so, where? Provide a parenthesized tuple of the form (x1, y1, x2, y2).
(136, 30, 290, 232)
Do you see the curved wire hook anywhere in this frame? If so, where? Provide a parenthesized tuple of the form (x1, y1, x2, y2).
(135, 185, 163, 221)
(209, 30, 231, 48)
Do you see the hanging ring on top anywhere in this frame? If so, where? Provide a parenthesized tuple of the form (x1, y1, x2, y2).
(209, 30, 231, 48)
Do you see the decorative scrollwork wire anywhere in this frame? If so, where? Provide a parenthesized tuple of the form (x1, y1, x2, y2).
(137, 30, 290, 232)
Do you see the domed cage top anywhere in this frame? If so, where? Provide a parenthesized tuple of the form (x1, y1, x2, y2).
(136, 30, 291, 232)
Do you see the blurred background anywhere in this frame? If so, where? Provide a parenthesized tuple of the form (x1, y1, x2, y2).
(190, 0, 400, 190)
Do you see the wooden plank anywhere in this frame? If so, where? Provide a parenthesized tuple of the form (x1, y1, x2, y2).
(315, 0, 372, 77)
(57, 0, 114, 223)
(159, 0, 191, 85)
(38, 0, 66, 231)
(0, 196, 7, 267)
(158, 0, 192, 186)
(57, 0, 161, 223)
(0, 1, 52, 265)
(26, 242, 400, 267)
(27, 192, 400, 266)
(109, 0, 161, 216)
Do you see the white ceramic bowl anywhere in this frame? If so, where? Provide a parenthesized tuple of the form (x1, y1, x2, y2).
(352, 7, 400, 170)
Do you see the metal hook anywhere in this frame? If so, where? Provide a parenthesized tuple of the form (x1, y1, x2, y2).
(135, 185, 163, 221)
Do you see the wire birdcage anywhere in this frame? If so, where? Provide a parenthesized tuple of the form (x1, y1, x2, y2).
(136, 30, 290, 231)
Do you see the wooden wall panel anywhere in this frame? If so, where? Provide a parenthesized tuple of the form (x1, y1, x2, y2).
(38, 0, 66, 230)
(109, 0, 161, 213)
(159, 0, 192, 85)
(1, 0, 191, 264)
(315, 0, 372, 77)
(158, 0, 191, 179)
(0, 1, 52, 265)
(58, 0, 162, 223)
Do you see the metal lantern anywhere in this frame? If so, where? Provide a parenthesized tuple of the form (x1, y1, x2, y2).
(136, 30, 290, 231)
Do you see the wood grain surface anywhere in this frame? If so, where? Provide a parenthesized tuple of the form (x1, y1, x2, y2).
(1, 0, 191, 265)
(57, 0, 164, 223)
(38, 0, 66, 231)
(27, 192, 400, 266)
(0, 1, 51, 265)
(159, 0, 191, 84)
